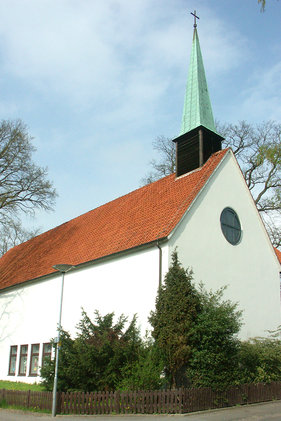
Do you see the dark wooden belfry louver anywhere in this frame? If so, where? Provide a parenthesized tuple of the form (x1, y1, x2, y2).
(173, 126, 224, 177)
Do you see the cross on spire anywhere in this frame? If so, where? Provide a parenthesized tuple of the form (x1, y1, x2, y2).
(190, 10, 199, 28)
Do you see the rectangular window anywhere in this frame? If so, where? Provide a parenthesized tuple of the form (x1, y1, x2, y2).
(29, 344, 40, 376)
(18, 345, 28, 376)
(42, 342, 52, 367)
(8, 345, 17, 376)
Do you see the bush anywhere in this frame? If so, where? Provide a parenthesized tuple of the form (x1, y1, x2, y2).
(117, 337, 165, 390)
(186, 285, 242, 390)
(237, 332, 281, 383)
(41, 310, 143, 392)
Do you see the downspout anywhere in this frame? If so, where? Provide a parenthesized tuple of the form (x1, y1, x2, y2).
(157, 240, 162, 289)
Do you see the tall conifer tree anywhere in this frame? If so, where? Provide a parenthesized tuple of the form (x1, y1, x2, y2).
(149, 251, 201, 388)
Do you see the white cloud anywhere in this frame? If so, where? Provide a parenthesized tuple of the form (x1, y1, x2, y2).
(0, 0, 245, 108)
(237, 61, 281, 122)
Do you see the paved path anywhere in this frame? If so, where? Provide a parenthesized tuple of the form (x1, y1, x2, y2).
(0, 400, 281, 420)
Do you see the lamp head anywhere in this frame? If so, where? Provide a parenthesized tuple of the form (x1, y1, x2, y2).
(53, 264, 75, 273)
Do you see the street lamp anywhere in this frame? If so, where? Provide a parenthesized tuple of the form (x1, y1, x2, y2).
(52, 264, 75, 417)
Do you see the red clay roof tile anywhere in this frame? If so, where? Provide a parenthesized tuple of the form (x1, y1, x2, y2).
(0, 149, 228, 291)
(275, 248, 281, 265)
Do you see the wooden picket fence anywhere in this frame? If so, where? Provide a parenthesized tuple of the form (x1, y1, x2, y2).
(0, 389, 52, 411)
(1, 382, 281, 415)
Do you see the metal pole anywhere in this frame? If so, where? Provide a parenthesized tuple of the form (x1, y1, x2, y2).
(52, 271, 65, 417)
(157, 240, 162, 289)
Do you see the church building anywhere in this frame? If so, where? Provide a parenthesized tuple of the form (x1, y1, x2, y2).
(0, 18, 280, 383)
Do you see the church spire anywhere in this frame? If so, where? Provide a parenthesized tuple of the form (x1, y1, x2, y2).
(180, 11, 216, 135)
(173, 11, 223, 178)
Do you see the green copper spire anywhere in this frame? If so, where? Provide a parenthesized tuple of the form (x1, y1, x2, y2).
(180, 19, 216, 135)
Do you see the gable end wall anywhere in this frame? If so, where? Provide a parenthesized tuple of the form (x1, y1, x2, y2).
(169, 152, 281, 339)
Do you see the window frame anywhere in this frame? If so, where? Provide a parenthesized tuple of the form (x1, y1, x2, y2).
(42, 342, 52, 367)
(18, 344, 28, 376)
(29, 343, 40, 377)
(220, 207, 242, 246)
(8, 345, 18, 376)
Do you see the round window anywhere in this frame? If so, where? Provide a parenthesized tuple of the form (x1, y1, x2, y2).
(220, 207, 241, 245)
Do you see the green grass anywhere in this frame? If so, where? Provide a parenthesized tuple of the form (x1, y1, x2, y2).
(0, 399, 50, 413)
(0, 380, 45, 391)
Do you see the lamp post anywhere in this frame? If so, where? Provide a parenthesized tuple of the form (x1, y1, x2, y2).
(52, 264, 75, 417)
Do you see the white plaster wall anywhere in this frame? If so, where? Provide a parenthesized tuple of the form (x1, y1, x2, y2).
(0, 278, 60, 384)
(0, 244, 168, 383)
(61, 245, 168, 337)
(169, 152, 281, 340)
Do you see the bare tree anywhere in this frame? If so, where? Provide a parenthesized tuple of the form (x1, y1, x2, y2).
(0, 220, 41, 257)
(0, 119, 56, 224)
(141, 121, 281, 248)
(258, 0, 280, 12)
(218, 121, 281, 216)
(264, 216, 281, 249)
(258, 0, 266, 11)
(0, 119, 56, 254)
(140, 135, 176, 185)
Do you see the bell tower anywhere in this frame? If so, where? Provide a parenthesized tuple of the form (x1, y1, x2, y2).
(173, 11, 224, 177)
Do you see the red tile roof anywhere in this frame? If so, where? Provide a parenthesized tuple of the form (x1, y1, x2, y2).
(275, 248, 281, 265)
(0, 149, 229, 291)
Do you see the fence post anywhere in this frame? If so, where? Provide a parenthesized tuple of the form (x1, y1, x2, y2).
(56, 391, 62, 414)
(183, 388, 189, 413)
(115, 391, 120, 414)
(179, 388, 183, 414)
(27, 390, 31, 408)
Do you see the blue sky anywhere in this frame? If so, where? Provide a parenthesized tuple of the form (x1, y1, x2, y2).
(0, 0, 280, 233)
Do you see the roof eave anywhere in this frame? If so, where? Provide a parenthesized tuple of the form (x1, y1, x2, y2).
(0, 237, 169, 293)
